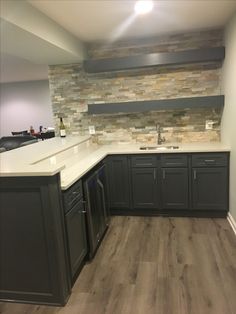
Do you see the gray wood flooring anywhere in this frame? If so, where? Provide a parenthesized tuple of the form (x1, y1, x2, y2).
(1, 216, 236, 314)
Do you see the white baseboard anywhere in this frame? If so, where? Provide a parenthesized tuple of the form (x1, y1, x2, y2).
(227, 213, 236, 236)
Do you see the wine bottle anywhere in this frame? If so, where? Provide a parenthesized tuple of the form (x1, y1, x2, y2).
(30, 126, 35, 135)
(59, 117, 66, 137)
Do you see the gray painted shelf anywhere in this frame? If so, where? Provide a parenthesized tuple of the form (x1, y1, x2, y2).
(84, 47, 225, 73)
(87, 95, 224, 115)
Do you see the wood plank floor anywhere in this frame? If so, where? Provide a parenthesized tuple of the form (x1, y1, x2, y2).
(1, 216, 236, 314)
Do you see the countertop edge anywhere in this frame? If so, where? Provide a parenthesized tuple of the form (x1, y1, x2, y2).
(60, 146, 230, 190)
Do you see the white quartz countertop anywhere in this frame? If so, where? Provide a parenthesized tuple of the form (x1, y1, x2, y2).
(0, 136, 91, 177)
(0, 136, 230, 190)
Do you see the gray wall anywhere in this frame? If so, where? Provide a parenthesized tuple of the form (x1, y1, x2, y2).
(0, 80, 54, 136)
(222, 13, 236, 221)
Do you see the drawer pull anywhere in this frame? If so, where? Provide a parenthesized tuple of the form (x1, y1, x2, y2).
(153, 169, 156, 181)
(194, 170, 197, 180)
(166, 162, 182, 165)
(136, 163, 152, 166)
(204, 159, 215, 162)
(72, 191, 80, 195)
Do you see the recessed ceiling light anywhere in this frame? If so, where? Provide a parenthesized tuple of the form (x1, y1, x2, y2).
(134, 0, 154, 15)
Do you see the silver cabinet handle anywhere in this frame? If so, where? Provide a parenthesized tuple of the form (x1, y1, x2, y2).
(81, 200, 87, 212)
(204, 159, 215, 162)
(153, 169, 156, 181)
(97, 178, 108, 222)
(136, 163, 152, 166)
(163, 169, 165, 179)
(166, 162, 182, 165)
(194, 170, 197, 180)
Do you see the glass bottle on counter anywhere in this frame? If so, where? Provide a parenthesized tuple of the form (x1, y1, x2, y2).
(59, 117, 66, 137)
(30, 126, 35, 135)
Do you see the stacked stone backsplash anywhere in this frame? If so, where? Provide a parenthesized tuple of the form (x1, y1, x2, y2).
(49, 29, 223, 144)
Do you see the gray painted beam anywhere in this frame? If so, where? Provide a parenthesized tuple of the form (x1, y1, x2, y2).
(84, 47, 225, 73)
(88, 95, 224, 115)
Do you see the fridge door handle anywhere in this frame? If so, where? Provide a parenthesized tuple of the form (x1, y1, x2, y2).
(97, 178, 108, 223)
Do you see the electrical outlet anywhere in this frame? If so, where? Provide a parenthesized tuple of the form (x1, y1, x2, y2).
(205, 120, 214, 130)
(89, 125, 96, 134)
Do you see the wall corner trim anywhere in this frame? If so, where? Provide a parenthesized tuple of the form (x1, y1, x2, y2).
(227, 213, 236, 236)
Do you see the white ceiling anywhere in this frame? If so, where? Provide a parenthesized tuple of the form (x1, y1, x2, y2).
(28, 0, 236, 42)
(1, 0, 236, 83)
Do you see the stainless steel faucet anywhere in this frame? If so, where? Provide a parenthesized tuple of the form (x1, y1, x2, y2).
(157, 125, 166, 145)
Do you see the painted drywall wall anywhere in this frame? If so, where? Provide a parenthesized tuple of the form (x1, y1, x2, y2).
(222, 12, 236, 221)
(0, 80, 54, 136)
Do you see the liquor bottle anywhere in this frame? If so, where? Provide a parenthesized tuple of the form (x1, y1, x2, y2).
(59, 117, 66, 137)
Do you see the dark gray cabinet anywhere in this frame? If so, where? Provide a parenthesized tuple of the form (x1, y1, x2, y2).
(161, 168, 189, 209)
(160, 154, 189, 210)
(191, 153, 229, 211)
(65, 201, 87, 281)
(107, 156, 130, 209)
(192, 153, 228, 167)
(0, 175, 70, 306)
(130, 154, 189, 210)
(63, 179, 87, 283)
(106, 152, 229, 216)
(130, 156, 190, 210)
(84, 164, 109, 259)
(0, 151, 229, 307)
(192, 167, 228, 210)
(130, 155, 159, 210)
(131, 168, 158, 209)
(161, 154, 188, 167)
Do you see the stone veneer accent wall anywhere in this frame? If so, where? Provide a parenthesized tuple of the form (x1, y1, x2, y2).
(49, 29, 223, 144)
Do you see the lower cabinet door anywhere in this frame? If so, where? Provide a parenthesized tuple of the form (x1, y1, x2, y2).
(66, 201, 87, 280)
(161, 168, 189, 209)
(192, 167, 228, 210)
(131, 168, 158, 209)
(107, 156, 130, 209)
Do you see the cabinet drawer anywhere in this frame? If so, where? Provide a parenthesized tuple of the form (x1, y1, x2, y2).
(63, 180, 83, 213)
(161, 154, 188, 167)
(192, 153, 228, 167)
(131, 155, 157, 167)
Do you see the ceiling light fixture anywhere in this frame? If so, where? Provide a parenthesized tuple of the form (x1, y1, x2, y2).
(134, 0, 154, 15)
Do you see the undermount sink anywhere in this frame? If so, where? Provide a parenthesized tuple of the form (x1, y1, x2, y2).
(139, 145, 179, 150)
